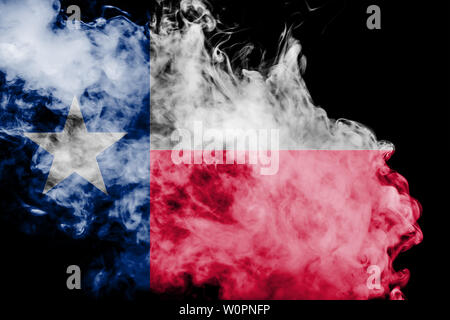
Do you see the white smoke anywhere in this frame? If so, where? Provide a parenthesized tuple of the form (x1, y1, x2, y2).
(150, 0, 392, 151)
(0, 0, 149, 247)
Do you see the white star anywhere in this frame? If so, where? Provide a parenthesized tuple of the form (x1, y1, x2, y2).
(25, 96, 126, 194)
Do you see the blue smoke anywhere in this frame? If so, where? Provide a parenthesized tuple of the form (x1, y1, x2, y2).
(0, 0, 149, 296)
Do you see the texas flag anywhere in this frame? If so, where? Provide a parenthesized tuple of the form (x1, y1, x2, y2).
(0, 0, 422, 300)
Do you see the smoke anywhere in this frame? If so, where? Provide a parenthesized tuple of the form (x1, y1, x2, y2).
(0, 0, 149, 294)
(150, 0, 391, 151)
(0, 0, 423, 299)
(150, 0, 423, 299)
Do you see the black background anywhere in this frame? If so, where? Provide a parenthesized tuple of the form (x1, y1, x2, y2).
(1, 0, 448, 317)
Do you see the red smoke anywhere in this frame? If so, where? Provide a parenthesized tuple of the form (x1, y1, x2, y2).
(150, 150, 422, 299)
